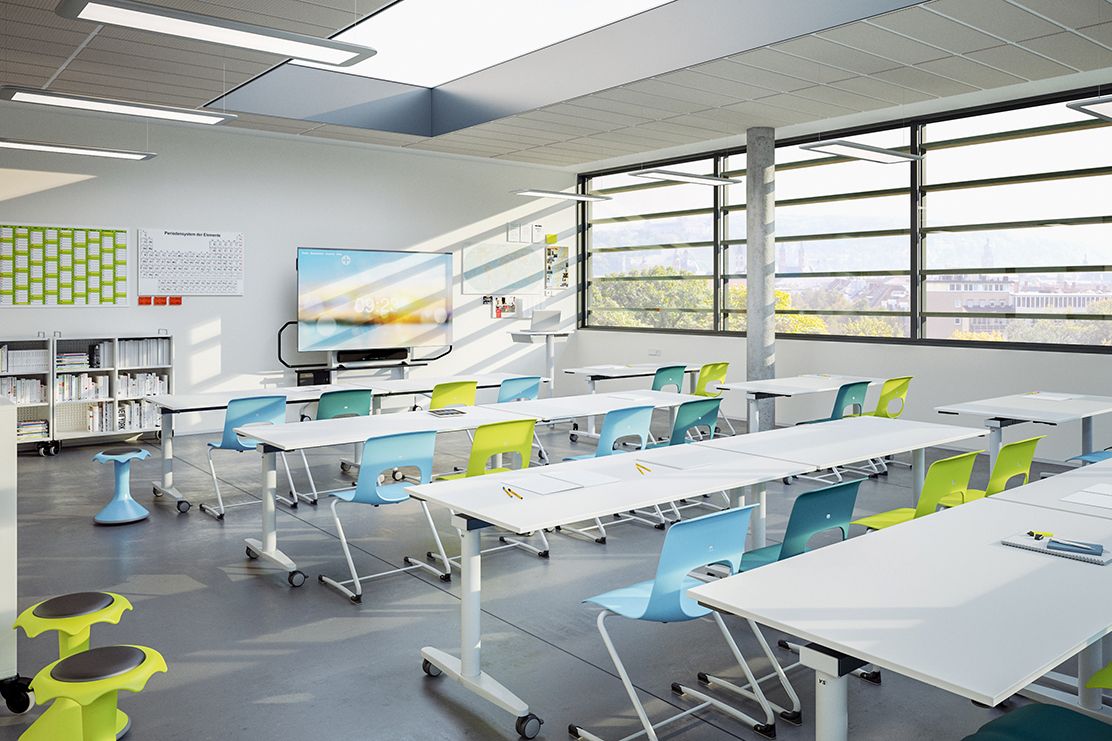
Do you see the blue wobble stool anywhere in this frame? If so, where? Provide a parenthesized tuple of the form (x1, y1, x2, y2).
(92, 447, 151, 525)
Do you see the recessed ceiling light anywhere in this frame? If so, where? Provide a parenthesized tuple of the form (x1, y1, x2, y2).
(0, 138, 155, 161)
(799, 140, 921, 164)
(514, 189, 611, 202)
(0, 86, 237, 125)
(56, 0, 376, 66)
(631, 169, 741, 185)
(296, 0, 675, 87)
(1066, 94, 1112, 123)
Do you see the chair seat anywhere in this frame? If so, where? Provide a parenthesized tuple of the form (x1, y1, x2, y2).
(33, 592, 115, 619)
(939, 488, 986, 508)
(51, 646, 146, 683)
(94, 447, 149, 464)
(1069, 451, 1112, 464)
(329, 481, 409, 504)
(961, 703, 1112, 741)
(740, 543, 783, 571)
(585, 575, 709, 622)
(563, 453, 592, 462)
(852, 508, 916, 531)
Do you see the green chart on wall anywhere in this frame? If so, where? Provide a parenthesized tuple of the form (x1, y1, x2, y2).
(0, 224, 129, 306)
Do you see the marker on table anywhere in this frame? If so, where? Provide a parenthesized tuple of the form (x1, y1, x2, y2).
(502, 485, 523, 500)
(635, 462, 652, 476)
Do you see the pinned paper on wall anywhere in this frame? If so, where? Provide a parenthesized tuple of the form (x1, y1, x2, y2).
(0, 224, 129, 307)
(138, 228, 244, 296)
(461, 242, 543, 295)
(544, 242, 569, 291)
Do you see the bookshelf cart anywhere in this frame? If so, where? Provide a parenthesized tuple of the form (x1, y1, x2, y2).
(0, 337, 53, 455)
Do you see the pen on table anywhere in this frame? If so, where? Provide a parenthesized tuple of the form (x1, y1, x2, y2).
(635, 462, 651, 475)
(502, 486, 523, 499)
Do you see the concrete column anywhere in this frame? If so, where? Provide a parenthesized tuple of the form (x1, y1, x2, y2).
(746, 126, 776, 430)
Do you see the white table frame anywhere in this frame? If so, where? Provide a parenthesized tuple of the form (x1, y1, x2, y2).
(562, 364, 701, 439)
(716, 374, 883, 435)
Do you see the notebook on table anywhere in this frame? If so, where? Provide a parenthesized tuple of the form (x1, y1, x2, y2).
(1002, 533, 1112, 565)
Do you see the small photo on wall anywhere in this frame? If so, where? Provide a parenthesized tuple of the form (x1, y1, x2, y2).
(491, 296, 517, 318)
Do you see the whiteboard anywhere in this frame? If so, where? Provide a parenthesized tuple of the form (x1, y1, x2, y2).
(461, 242, 542, 295)
(138, 228, 244, 296)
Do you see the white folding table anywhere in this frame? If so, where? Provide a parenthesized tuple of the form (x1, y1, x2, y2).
(361, 372, 549, 412)
(405, 446, 813, 739)
(485, 389, 701, 429)
(936, 392, 1112, 470)
(716, 374, 883, 433)
(562, 364, 701, 439)
(702, 416, 986, 547)
(690, 498, 1112, 741)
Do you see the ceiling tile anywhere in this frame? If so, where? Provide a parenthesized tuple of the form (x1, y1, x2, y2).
(768, 35, 901, 74)
(751, 92, 859, 117)
(594, 87, 709, 115)
(789, 83, 889, 111)
(304, 126, 427, 146)
(928, 0, 1062, 42)
(655, 70, 774, 100)
(871, 66, 982, 95)
(828, 76, 937, 104)
(733, 48, 857, 84)
(870, 7, 1003, 53)
(682, 106, 764, 128)
(641, 117, 736, 136)
(721, 100, 812, 125)
(694, 59, 809, 93)
(819, 23, 950, 65)
(1020, 32, 1112, 70)
(587, 129, 690, 147)
(565, 95, 672, 122)
(1080, 21, 1112, 46)
(524, 110, 614, 133)
(554, 103, 653, 127)
(966, 44, 1078, 78)
(3, 18, 91, 47)
(1011, 0, 1112, 29)
(916, 55, 1027, 87)
(506, 115, 607, 139)
(625, 79, 736, 107)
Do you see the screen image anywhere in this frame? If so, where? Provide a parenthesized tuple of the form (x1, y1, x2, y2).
(298, 248, 453, 351)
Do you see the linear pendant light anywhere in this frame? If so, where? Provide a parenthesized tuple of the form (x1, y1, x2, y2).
(0, 138, 155, 161)
(56, 0, 377, 67)
(799, 139, 921, 163)
(631, 169, 740, 185)
(0, 86, 236, 125)
(1066, 94, 1112, 123)
(513, 189, 611, 202)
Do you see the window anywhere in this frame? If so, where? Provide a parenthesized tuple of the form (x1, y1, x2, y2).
(581, 89, 1112, 350)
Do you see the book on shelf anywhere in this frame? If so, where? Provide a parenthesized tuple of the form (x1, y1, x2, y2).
(1, 346, 49, 373)
(1, 377, 46, 403)
(118, 338, 171, 368)
(117, 400, 161, 431)
(117, 372, 169, 398)
(16, 419, 48, 440)
(55, 373, 110, 402)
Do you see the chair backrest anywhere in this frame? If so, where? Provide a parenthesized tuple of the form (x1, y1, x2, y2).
(642, 506, 756, 623)
(830, 381, 870, 420)
(914, 450, 981, 518)
(351, 430, 437, 505)
(595, 405, 654, 456)
(668, 397, 721, 445)
(430, 381, 477, 410)
(316, 389, 373, 421)
(871, 376, 912, 419)
(497, 376, 542, 403)
(986, 436, 1044, 496)
(220, 395, 287, 451)
(694, 362, 729, 397)
(463, 418, 537, 477)
(651, 365, 687, 393)
(779, 480, 862, 560)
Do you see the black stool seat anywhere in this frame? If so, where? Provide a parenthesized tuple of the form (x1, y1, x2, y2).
(100, 446, 142, 457)
(51, 646, 146, 683)
(33, 592, 114, 619)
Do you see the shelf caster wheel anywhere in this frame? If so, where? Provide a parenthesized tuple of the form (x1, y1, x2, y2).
(288, 570, 306, 588)
(859, 670, 882, 685)
(340, 461, 351, 473)
(1, 678, 33, 715)
(538, 550, 549, 559)
(46, 441, 60, 456)
(515, 713, 542, 739)
(37, 445, 47, 457)
(176, 500, 190, 513)
(422, 659, 442, 678)
(753, 722, 776, 739)
(245, 546, 259, 560)
(595, 537, 606, 545)
(780, 710, 802, 725)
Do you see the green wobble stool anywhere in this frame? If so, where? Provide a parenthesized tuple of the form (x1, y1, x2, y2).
(26, 645, 166, 741)
(13, 592, 133, 739)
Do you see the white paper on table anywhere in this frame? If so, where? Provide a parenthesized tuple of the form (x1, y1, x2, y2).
(638, 445, 735, 470)
(505, 474, 580, 496)
(543, 469, 620, 487)
(1025, 392, 1078, 401)
(1063, 489, 1112, 510)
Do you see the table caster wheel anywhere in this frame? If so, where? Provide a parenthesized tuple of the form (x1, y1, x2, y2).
(783, 477, 792, 485)
(340, 461, 351, 473)
(1, 677, 33, 714)
(245, 546, 259, 560)
(288, 570, 306, 588)
(515, 713, 542, 739)
(152, 486, 161, 497)
(422, 659, 442, 678)
(176, 500, 191, 513)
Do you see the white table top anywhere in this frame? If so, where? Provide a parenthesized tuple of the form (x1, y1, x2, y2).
(147, 384, 367, 413)
(236, 405, 534, 452)
(406, 446, 812, 534)
(483, 390, 701, 422)
(511, 330, 573, 337)
(716, 373, 882, 397)
(936, 392, 1112, 424)
(563, 363, 700, 379)
(689, 498, 1112, 706)
(992, 458, 1112, 520)
(703, 416, 986, 469)
(361, 373, 549, 397)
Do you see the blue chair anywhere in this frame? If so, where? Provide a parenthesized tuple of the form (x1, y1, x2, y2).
(498, 376, 549, 463)
(569, 506, 794, 741)
(1069, 447, 1112, 466)
(92, 447, 151, 525)
(797, 381, 869, 425)
(199, 395, 294, 520)
(564, 405, 653, 461)
(651, 365, 687, 393)
(318, 430, 451, 602)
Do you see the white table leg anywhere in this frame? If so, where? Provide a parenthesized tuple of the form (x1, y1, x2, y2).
(1082, 416, 1095, 460)
(1079, 640, 1104, 710)
(746, 486, 767, 548)
(544, 335, 556, 398)
(747, 394, 760, 435)
(152, 410, 187, 508)
(814, 669, 849, 741)
(912, 447, 926, 501)
(421, 516, 535, 732)
(986, 420, 1003, 473)
(245, 447, 304, 586)
(584, 378, 598, 437)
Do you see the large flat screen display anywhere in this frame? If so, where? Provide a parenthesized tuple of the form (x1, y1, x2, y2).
(297, 248, 453, 352)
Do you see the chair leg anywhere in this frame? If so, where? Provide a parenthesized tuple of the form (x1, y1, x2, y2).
(555, 516, 609, 545)
(718, 416, 737, 437)
(405, 501, 452, 582)
(299, 449, 319, 504)
(533, 431, 549, 464)
(277, 452, 300, 508)
(199, 448, 226, 520)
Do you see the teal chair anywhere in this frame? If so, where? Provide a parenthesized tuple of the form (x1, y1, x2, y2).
(961, 702, 1112, 740)
(199, 395, 296, 520)
(741, 480, 861, 571)
(318, 430, 452, 602)
(298, 388, 375, 501)
(569, 506, 796, 741)
(651, 365, 687, 393)
(797, 381, 870, 425)
(657, 397, 722, 446)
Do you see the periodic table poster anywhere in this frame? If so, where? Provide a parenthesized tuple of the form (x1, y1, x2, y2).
(138, 229, 244, 296)
(0, 224, 129, 306)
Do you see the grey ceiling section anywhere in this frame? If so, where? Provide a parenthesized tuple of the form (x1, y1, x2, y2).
(214, 64, 432, 136)
(211, 0, 927, 136)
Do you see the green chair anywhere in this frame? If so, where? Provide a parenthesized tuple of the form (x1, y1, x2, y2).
(651, 365, 687, 393)
(939, 436, 1044, 508)
(862, 376, 912, 419)
(852, 450, 981, 531)
(693, 362, 735, 435)
(429, 380, 477, 410)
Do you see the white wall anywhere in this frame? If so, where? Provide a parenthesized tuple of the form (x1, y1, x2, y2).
(0, 104, 576, 433)
(565, 328, 1112, 463)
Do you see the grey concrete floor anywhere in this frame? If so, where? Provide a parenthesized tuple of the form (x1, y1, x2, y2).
(1, 414, 1061, 740)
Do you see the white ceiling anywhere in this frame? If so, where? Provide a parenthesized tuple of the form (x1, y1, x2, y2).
(2, 0, 1110, 168)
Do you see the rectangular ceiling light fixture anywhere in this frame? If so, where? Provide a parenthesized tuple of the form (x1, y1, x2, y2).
(56, 0, 377, 66)
(0, 86, 237, 125)
(632, 169, 740, 185)
(1066, 94, 1112, 123)
(800, 139, 921, 163)
(514, 189, 611, 202)
(0, 138, 155, 161)
(296, 0, 675, 87)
